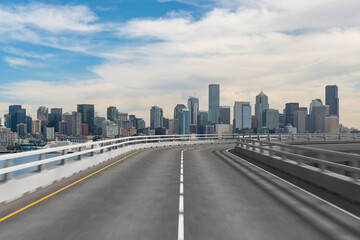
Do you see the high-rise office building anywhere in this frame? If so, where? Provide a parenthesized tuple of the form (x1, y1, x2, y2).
(180, 109, 190, 134)
(326, 85, 339, 116)
(135, 118, 146, 132)
(102, 120, 119, 138)
(32, 120, 42, 134)
(44, 127, 55, 140)
(219, 106, 230, 124)
(71, 111, 82, 136)
(174, 104, 187, 121)
(173, 104, 186, 134)
(26, 116, 32, 134)
(325, 116, 339, 134)
(77, 104, 95, 134)
(61, 113, 73, 136)
(255, 91, 269, 130)
(294, 110, 306, 133)
(209, 84, 220, 125)
(285, 103, 299, 126)
(9, 105, 26, 132)
(263, 109, 279, 130)
(150, 106, 163, 130)
(81, 124, 89, 136)
(107, 106, 118, 121)
(93, 117, 106, 136)
(312, 105, 329, 133)
(163, 117, 170, 129)
(16, 123, 27, 137)
(233, 102, 251, 131)
(188, 97, 199, 125)
(309, 99, 323, 115)
(197, 111, 208, 134)
(37, 106, 49, 122)
(50, 108, 62, 132)
(59, 120, 67, 135)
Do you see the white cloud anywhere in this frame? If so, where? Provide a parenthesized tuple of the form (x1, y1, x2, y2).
(0, 3, 101, 34)
(4, 56, 36, 67)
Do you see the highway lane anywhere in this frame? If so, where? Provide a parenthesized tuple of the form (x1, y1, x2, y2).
(0, 144, 359, 240)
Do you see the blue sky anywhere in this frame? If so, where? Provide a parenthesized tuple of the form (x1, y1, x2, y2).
(0, 0, 359, 127)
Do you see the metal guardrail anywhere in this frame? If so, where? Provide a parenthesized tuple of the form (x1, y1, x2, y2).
(238, 133, 360, 143)
(236, 137, 360, 181)
(0, 134, 238, 182)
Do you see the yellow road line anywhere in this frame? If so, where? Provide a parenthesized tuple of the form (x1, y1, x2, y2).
(0, 150, 143, 222)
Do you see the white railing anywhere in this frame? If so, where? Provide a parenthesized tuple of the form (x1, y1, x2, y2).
(0, 134, 237, 182)
(239, 133, 360, 143)
(236, 137, 360, 181)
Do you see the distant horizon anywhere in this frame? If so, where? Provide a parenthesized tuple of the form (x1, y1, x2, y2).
(0, 1, 359, 128)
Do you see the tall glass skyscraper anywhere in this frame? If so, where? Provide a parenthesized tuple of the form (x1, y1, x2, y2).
(188, 97, 199, 125)
(325, 85, 339, 116)
(107, 106, 118, 121)
(209, 84, 220, 125)
(233, 101, 251, 131)
(309, 99, 322, 115)
(77, 104, 95, 134)
(179, 109, 190, 134)
(255, 91, 269, 130)
(150, 106, 163, 130)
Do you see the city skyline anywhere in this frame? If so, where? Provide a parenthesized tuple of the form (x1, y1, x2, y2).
(0, 1, 359, 128)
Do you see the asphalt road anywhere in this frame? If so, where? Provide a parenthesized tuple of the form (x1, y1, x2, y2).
(0, 144, 359, 240)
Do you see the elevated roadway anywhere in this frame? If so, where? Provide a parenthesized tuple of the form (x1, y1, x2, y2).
(0, 144, 359, 239)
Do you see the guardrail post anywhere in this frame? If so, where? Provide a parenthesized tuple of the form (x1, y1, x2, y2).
(323, 134, 326, 141)
(37, 154, 44, 172)
(90, 144, 94, 157)
(252, 141, 256, 151)
(100, 143, 104, 153)
(77, 147, 82, 160)
(2, 159, 11, 182)
(338, 134, 341, 141)
(260, 142, 264, 154)
(279, 135, 282, 142)
(349, 161, 359, 180)
(292, 134, 295, 142)
(269, 144, 274, 156)
(307, 133, 310, 142)
(60, 150, 66, 165)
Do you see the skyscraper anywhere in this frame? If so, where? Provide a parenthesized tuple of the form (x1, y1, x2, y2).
(107, 106, 118, 121)
(285, 103, 299, 126)
(255, 91, 269, 130)
(50, 108, 62, 132)
(174, 104, 186, 120)
(263, 109, 279, 130)
(233, 102, 251, 131)
(219, 106, 230, 124)
(71, 111, 82, 136)
(294, 110, 306, 133)
(180, 109, 190, 134)
(173, 104, 186, 134)
(93, 116, 106, 136)
(326, 85, 339, 116)
(312, 105, 329, 133)
(197, 111, 208, 134)
(188, 97, 199, 125)
(77, 104, 95, 134)
(9, 105, 25, 132)
(309, 99, 323, 115)
(209, 84, 220, 124)
(150, 106, 163, 130)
